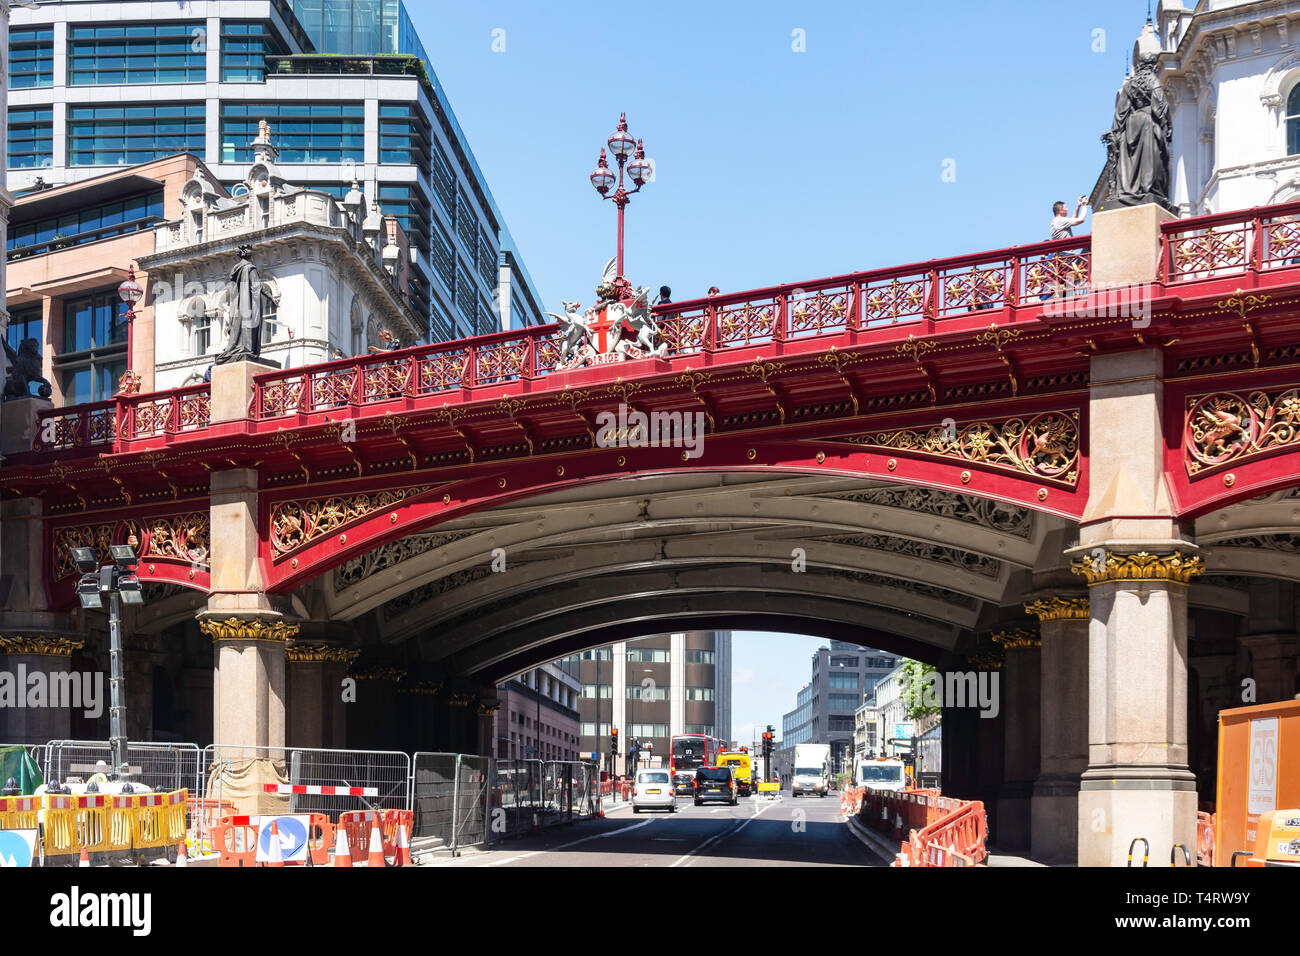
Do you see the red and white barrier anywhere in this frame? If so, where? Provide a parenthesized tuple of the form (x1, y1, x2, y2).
(262, 784, 378, 797)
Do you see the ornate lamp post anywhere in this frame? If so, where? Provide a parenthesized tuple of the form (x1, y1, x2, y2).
(117, 265, 143, 394)
(589, 113, 653, 280)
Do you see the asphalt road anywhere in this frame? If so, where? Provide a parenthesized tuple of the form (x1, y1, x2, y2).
(426, 789, 887, 867)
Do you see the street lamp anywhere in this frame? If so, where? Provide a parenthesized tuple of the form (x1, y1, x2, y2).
(72, 541, 146, 781)
(117, 265, 144, 395)
(589, 113, 652, 280)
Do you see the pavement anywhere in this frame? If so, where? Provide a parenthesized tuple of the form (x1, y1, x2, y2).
(422, 789, 887, 867)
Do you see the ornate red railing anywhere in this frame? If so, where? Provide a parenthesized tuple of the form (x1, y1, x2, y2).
(25, 232, 1101, 443)
(32, 384, 211, 452)
(1162, 198, 1300, 283)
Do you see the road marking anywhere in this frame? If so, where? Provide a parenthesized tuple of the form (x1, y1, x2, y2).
(481, 817, 658, 867)
(670, 799, 779, 868)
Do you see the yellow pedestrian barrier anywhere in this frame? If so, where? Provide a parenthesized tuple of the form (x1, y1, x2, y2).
(76, 794, 134, 855)
(42, 793, 81, 861)
(0, 794, 41, 830)
(133, 789, 187, 851)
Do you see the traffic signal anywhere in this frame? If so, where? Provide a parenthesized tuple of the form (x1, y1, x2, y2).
(610, 728, 619, 755)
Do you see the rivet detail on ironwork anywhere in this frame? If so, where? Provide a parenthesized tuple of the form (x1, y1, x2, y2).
(1037, 488, 1048, 501)
(389, 512, 397, 523)
(339, 534, 347, 544)
(960, 470, 971, 484)
(816, 451, 826, 464)
(291, 558, 298, 569)
(747, 449, 756, 461)
(617, 455, 627, 467)
(887, 458, 897, 472)
(556, 466, 565, 477)
(498, 478, 507, 488)
(148, 564, 155, 574)
(1223, 473, 1235, 487)
(443, 494, 451, 504)
(188, 568, 195, 580)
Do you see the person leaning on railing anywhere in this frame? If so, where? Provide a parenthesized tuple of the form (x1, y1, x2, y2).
(367, 329, 402, 398)
(1042, 196, 1090, 301)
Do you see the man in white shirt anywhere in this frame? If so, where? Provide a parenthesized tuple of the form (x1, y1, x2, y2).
(1050, 196, 1089, 239)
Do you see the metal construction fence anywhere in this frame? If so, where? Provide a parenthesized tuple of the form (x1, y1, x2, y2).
(31, 739, 597, 857)
(41, 739, 202, 796)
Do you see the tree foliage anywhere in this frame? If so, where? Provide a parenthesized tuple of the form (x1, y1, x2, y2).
(900, 659, 940, 720)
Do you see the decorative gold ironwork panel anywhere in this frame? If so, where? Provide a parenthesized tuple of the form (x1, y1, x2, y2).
(830, 410, 1080, 485)
(1186, 387, 1300, 475)
(143, 512, 209, 564)
(52, 520, 142, 580)
(269, 484, 434, 558)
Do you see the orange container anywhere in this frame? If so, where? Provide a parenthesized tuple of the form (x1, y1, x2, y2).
(1215, 698, 1300, 865)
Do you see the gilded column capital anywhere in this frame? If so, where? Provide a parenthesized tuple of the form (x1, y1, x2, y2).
(965, 647, 1005, 671)
(0, 635, 85, 657)
(1069, 550, 1205, 586)
(1023, 596, 1091, 622)
(199, 617, 300, 644)
(990, 626, 1041, 650)
(348, 666, 408, 682)
(285, 642, 360, 664)
(396, 680, 444, 696)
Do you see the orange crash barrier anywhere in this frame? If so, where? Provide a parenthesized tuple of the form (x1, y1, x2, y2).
(1215, 699, 1300, 866)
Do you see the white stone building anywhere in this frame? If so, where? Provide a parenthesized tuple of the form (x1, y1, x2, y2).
(139, 125, 421, 389)
(1156, 0, 1300, 213)
(872, 665, 907, 758)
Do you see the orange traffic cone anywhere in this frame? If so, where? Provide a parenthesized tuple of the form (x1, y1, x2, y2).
(79, 846, 90, 867)
(332, 826, 352, 867)
(363, 818, 385, 868)
(264, 819, 284, 867)
(392, 822, 412, 867)
(175, 841, 187, 868)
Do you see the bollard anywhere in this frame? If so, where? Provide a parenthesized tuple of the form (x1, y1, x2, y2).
(1127, 837, 1150, 867)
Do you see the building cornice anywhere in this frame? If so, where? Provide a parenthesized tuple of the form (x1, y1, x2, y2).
(137, 215, 422, 341)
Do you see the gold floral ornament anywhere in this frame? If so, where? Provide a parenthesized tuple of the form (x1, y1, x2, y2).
(144, 512, 209, 565)
(1186, 388, 1300, 475)
(270, 484, 433, 558)
(199, 618, 300, 643)
(1023, 596, 1090, 621)
(285, 643, 360, 664)
(864, 278, 926, 323)
(52, 520, 143, 580)
(990, 627, 1041, 649)
(1069, 551, 1205, 586)
(0, 635, 85, 657)
(834, 411, 1079, 485)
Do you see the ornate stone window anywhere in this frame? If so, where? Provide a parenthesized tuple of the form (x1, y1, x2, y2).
(260, 276, 280, 343)
(1287, 84, 1300, 154)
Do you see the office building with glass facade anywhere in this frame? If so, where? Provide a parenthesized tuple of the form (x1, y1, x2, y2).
(6, 0, 545, 361)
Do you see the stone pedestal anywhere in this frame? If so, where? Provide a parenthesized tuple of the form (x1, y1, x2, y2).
(1075, 562, 1200, 868)
(994, 631, 1041, 852)
(1, 396, 53, 456)
(1091, 203, 1178, 290)
(1025, 599, 1090, 863)
(209, 359, 275, 424)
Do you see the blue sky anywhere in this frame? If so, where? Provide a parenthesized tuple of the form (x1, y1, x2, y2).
(406, 1, 1154, 736)
(410, 0, 1155, 313)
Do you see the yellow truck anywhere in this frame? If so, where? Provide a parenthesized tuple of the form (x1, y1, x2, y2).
(717, 751, 754, 797)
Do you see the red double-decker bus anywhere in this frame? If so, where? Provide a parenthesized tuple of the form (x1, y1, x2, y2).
(669, 733, 721, 794)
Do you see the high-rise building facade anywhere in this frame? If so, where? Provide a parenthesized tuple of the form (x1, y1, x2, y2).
(6, 0, 545, 354)
(779, 641, 899, 776)
(568, 631, 732, 776)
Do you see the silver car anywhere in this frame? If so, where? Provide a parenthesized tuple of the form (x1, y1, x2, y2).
(632, 769, 677, 813)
